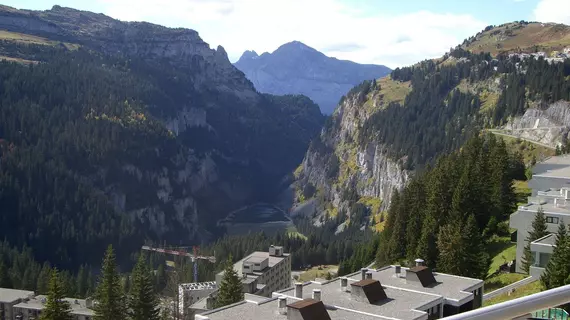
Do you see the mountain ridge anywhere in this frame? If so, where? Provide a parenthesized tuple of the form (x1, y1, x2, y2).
(234, 41, 391, 114)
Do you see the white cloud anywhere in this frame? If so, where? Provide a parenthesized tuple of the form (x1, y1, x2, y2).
(96, 0, 487, 68)
(534, 0, 570, 24)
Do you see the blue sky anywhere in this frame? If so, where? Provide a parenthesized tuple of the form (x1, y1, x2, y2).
(4, 0, 570, 67)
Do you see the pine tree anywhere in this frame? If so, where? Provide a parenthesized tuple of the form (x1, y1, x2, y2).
(521, 208, 549, 273)
(37, 262, 52, 295)
(128, 254, 160, 320)
(215, 256, 243, 308)
(541, 223, 570, 289)
(93, 245, 126, 320)
(76, 265, 88, 298)
(39, 269, 72, 320)
(462, 214, 490, 279)
(436, 222, 463, 275)
(0, 260, 11, 288)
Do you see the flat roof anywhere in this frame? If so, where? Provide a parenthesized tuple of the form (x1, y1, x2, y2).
(0, 288, 34, 304)
(275, 278, 438, 320)
(199, 297, 384, 320)
(533, 156, 570, 178)
(532, 234, 556, 246)
(245, 256, 269, 264)
(13, 295, 94, 316)
(518, 202, 570, 215)
(346, 266, 483, 305)
(217, 251, 289, 278)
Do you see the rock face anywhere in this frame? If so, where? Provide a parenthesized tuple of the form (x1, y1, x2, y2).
(234, 41, 391, 114)
(296, 86, 408, 223)
(504, 101, 570, 147)
(0, 4, 324, 260)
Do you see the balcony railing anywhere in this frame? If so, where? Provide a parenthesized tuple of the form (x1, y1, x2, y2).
(442, 283, 570, 320)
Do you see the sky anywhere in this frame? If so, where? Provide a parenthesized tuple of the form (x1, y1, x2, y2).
(4, 0, 570, 68)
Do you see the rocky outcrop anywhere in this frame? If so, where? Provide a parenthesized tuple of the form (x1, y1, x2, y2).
(504, 100, 570, 147)
(296, 87, 408, 223)
(234, 41, 391, 114)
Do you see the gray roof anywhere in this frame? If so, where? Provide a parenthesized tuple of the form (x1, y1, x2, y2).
(218, 251, 289, 278)
(245, 256, 268, 264)
(533, 156, 570, 179)
(346, 267, 482, 305)
(518, 202, 570, 215)
(275, 278, 439, 320)
(533, 233, 557, 246)
(199, 296, 383, 320)
(0, 288, 34, 304)
(13, 295, 94, 316)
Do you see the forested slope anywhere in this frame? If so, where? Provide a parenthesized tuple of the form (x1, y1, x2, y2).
(0, 5, 323, 270)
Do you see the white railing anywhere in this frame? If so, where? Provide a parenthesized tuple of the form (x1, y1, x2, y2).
(442, 283, 570, 320)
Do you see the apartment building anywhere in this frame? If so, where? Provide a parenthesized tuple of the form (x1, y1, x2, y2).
(178, 282, 217, 316)
(510, 155, 570, 276)
(12, 295, 94, 320)
(0, 289, 34, 320)
(215, 245, 291, 297)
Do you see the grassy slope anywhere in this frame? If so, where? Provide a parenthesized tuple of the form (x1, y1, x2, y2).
(297, 265, 338, 282)
(483, 280, 543, 306)
(465, 22, 570, 56)
(500, 135, 556, 165)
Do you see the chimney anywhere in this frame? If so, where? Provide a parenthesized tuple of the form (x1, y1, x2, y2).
(86, 298, 93, 309)
(295, 282, 303, 298)
(312, 289, 322, 301)
(366, 272, 373, 279)
(278, 296, 287, 315)
(206, 296, 215, 309)
(394, 265, 401, 277)
(340, 277, 348, 292)
(415, 258, 425, 267)
(361, 268, 368, 280)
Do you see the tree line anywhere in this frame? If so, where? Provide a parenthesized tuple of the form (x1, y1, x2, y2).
(374, 134, 524, 279)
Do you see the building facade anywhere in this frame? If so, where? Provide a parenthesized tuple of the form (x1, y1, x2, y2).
(510, 155, 570, 276)
(0, 289, 34, 320)
(12, 295, 94, 320)
(178, 282, 217, 316)
(215, 245, 291, 297)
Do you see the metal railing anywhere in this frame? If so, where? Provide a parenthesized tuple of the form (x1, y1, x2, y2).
(442, 284, 570, 320)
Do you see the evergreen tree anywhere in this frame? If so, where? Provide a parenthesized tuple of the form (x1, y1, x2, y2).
(39, 269, 72, 320)
(128, 254, 160, 320)
(521, 208, 549, 273)
(541, 223, 570, 289)
(93, 245, 126, 320)
(0, 260, 11, 288)
(462, 214, 490, 279)
(215, 256, 243, 308)
(37, 262, 52, 295)
(436, 222, 463, 275)
(76, 265, 88, 298)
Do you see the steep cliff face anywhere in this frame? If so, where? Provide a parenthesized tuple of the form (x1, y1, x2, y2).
(0, 5, 323, 267)
(503, 101, 570, 147)
(296, 81, 409, 226)
(234, 41, 391, 114)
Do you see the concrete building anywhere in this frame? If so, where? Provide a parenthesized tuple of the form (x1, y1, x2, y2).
(216, 246, 291, 297)
(0, 289, 34, 320)
(178, 282, 217, 317)
(345, 265, 484, 317)
(510, 155, 570, 275)
(12, 295, 94, 320)
(195, 294, 384, 320)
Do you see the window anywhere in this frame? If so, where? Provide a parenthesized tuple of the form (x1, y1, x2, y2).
(546, 216, 559, 224)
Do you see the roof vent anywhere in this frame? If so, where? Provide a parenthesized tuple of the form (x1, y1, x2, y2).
(414, 258, 425, 267)
(350, 279, 387, 304)
(366, 271, 373, 279)
(312, 289, 322, 302)
(287, 299, 331, 320)
(406, 266, 437, 287)
(295, 282, 303, 298)
(360, 268, 368, 280)
(340, 277, 349, 292)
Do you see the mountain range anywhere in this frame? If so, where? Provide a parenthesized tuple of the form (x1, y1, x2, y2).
(0, 5, 323, 267)
(234, 41, 391, 114)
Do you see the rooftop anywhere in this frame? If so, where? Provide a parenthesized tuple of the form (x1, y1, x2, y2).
(275, 278, 439, 320)
(218, 251, 289, 278)
(346, 266, 483, 305)
(179, 282, 217, 291)
(518, 201, 570, 215)
(0, 288, 34, 304)
(13, 295, 94, 316)
(245, 256, 268, 264)
(533, 156, 570, 179)
(532, 233, 557, 246)
(198, 296, 384, 320)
